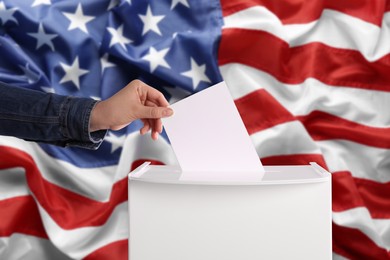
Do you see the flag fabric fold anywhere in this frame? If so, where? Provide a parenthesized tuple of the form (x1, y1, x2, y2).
(0, 0, 389, 259)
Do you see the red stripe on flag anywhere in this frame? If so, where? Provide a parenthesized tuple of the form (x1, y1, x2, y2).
(0, 195, 47, 238)
(220, 0, 386, 26)
(0, 146, 127, 230)
(234, 89, 295, 134)
(332, 171, 365, 212)
(219, 28, 390, 92)
(355, 177, 390, 218)
(83, 239, 128, 260)
(333, 222, 390, 259)
(261, 154, 327, 168)
(297, 111, 390, 149)
(332, 171, 390, 218)
(261, 160, 390, 218)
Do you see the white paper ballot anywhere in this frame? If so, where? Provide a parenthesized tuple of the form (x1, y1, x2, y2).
(162, 81, 264, 181)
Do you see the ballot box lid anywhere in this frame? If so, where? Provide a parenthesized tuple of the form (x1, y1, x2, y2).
(129, 162, 330, 185)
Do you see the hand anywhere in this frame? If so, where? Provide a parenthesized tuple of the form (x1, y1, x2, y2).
(90, 79, 173, 140)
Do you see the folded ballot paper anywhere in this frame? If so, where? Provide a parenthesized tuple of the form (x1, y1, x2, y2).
(162, 81, 264, 181)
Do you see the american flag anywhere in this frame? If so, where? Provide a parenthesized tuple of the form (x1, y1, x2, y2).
(0, 0, 389, 259)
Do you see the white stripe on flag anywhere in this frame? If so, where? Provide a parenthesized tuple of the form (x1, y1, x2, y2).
(38, 201, 128, 260)
(221, 63, 390, 127)
(114, 132, 177, 182)
(0, 136, 117, 202)
(251, 121, 321, 158)
(332, 252, 350, 260)
(0, 234, 71, 260)
(333, 208, 390, 250)
(318, 140, 390, 183)
(0, 168, 29, 199)
(223, 6, 390, 62)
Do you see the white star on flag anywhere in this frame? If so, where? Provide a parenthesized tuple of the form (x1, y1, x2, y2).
(59, 57, 89, 89)
(62, 3, 94, 34)
(105, 132, 126, 153)
(100, 53, 115, 75)
(138, 5, 165, 36)
(142, 47, 170, 73)
(28, 23, 57, 51)
(107, 25, 132, 50)
(171, 0, 189, 9)
(0, 2, 18, 25)
(31, 0, 51, 7)
(181, 58, 211, 90)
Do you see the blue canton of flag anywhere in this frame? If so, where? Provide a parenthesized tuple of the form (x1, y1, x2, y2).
(0, 0, 223, 168)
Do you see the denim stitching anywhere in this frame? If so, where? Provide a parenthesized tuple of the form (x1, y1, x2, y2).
(59, 97, 71, 138)
(0, 113, 58, 123)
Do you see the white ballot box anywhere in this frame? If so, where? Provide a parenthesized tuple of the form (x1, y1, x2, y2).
(128, 162, 332, 260)
(126, 81, 331, 259)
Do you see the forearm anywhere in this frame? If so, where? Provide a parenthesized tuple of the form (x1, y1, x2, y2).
(0, 81, 106, 149)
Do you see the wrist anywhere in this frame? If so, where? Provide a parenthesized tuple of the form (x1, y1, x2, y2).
(90, 101, 108, 132)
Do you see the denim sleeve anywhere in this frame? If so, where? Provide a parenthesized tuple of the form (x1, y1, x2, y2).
(0, 81, 107, 149)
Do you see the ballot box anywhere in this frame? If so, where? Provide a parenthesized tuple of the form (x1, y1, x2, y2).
(128, 162, 332, 260)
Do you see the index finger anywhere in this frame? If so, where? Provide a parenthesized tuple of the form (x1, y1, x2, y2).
(144, 85, 170, 107)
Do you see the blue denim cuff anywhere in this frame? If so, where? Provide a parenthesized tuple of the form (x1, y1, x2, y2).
(59, 97, 107, 150)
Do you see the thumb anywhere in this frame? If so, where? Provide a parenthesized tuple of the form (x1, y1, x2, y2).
(139, 106, 174, 119)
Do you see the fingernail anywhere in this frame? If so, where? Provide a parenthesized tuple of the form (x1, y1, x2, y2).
(163, 108, 174, 117)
